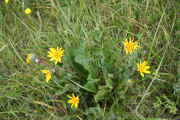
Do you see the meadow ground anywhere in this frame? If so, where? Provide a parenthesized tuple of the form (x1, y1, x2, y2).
(0, 0, 180, 119)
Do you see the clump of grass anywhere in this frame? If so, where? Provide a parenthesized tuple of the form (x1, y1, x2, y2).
(0, 0, 180, 119)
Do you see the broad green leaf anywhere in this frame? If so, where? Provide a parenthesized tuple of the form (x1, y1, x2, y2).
(105, 74, 114, 89)
(88, 105, 103, 119)
(84, 82, 97, 93)
(178, 58, 180, 82)
(74, 48, 89, 70)
(94, 86, 111, 102)
(64, 44, 88, 79)
(173, 58, 180, 94)
(87, 73, 100, 83)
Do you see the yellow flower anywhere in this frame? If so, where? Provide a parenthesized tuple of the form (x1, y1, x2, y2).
(47, 47, 64, 65)
(5, 0, 9, 4)
(40, 70, 51, 83)
(128, 79, 132, 83)
(67, 93, 79, 108)
(122, 37, 140, 55)
(137, 61, 151, 77)
(33, 110, 37, 113)
(25, 8, 31, 14)
(26, 54, 31, 64)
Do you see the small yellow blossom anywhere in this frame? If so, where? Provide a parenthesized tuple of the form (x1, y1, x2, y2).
(25, 8, 31, 14)
(26, 54, 31, 64)
(67, 93, 79, 108)
(33, 110, 37, 113)
(5, 0, 9, 4)
(47, 47, 64, 65)
(122, 37, 140, 55)
(128, 79, 132, 83)
(40, 70, 51, 83)
(137, 61, 151, 77)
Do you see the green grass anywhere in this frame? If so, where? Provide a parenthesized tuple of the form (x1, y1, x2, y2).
(0, 0, 180, 119)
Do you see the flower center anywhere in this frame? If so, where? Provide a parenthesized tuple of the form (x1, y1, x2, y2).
(46, 72, 50, 75)
(72, 98, 78, 104)
(139, 66, 145, 72)
(54, 52, 61, 59)
(126, 43, 134, 50)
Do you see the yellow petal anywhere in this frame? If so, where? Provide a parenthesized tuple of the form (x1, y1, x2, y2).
(130, 50, 133, 54)
(28, 54, 31, 57)
(125, 38, 128, 43)
(40, 70, 46, 73)
(55, 60, 58, 65)
(132, 41, 137, 45)
(122, 41, 125, 45)
(145, 66, 150, 69)
(132, 37, 134, 41)
(46, 74, 51, 83)
(140, 61, 142, 65)
(67, 95, 72, 99)
(72, 93, 75, 98)
(48, 51, 53, 55)
(140, 72, 144, 77)
(71, 103, 74, 108)
(126, 50, 128, 55)
(59, 47, 63, 51)
(49, 48, 56, 53)
(75, 103, 78, 108)
(134, 45, 140, 49)
(128, 37, 131, 42)
(137, 63, 139, 68)
(50, 58, 55, 61)
(144, 70, 151, 74)
(142, 61, 147, 66)
(47, 55, 52, 58)
(40, 70, 49, 74)
(76, 96, 79, 100)
(68, 100, 73, 103)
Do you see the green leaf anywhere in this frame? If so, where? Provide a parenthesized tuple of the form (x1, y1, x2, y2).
(105, 74, 114, 89)
(74, 48, 89, 70)
(104, 111, 117, 120)
(155, 108, 162, 118)
(178, 58, 180, 82)
(55, 83, 79, 95)
(84, 82, 97, 93)
(173, 58, 180, 94)
(64, 44, 88, 79)
(94, 86, 111, 102)
(88, 105, 103, 119)
(55, 89, 67, 96)
(115, 63, 129, 93)
(87, 74, 100, 83)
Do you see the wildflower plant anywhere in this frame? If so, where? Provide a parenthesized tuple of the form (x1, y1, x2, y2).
(23, 33, 152, 118)
(26, 36, 150, 114)
(3, 1, 178, 119)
